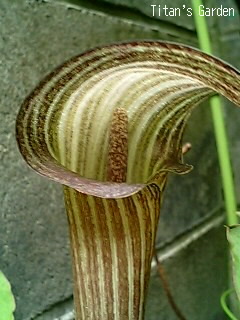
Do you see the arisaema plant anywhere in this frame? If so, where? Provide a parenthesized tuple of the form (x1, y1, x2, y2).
(16, 41, 240, 319)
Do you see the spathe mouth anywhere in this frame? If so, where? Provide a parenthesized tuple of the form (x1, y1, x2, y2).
(16, 41, 240, 198)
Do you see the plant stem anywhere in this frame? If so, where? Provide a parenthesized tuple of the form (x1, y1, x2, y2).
(191, 0, 238, 225)
(154, 253, 187, 320)
(220, 289, 239, 320)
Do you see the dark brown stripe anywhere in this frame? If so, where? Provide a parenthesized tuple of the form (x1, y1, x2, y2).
(94, 196, 114, 319)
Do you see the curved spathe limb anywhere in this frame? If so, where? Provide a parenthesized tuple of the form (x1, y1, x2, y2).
(16, 41, 240, 198)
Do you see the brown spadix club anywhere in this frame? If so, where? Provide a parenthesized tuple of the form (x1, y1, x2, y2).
(16, 41, 240, 319)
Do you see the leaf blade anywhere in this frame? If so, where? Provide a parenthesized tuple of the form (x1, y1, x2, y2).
(0, 271, 15, 320)
(226, 225, 240, 303)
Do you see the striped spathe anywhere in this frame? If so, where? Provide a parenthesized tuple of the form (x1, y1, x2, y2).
(16, 41, 240, 319)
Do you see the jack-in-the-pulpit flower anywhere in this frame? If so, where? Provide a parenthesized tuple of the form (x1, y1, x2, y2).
(16, 41, 240, 320)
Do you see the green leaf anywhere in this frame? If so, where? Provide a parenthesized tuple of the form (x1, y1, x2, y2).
(227, 225, 240, 303)
(0, 271, 15, 320)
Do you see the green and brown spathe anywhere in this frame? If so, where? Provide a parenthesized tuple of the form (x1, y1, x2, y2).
(16, 41, 240, 320)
